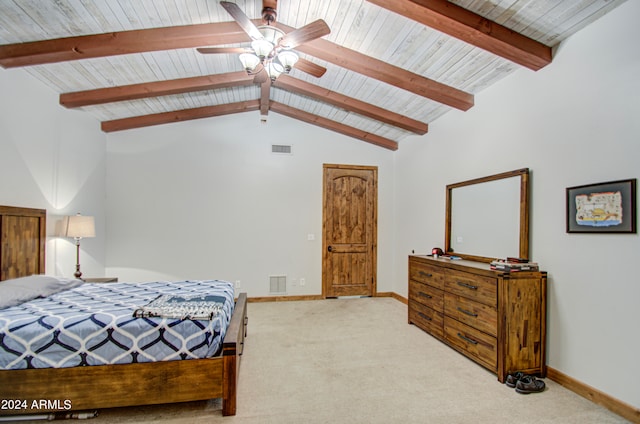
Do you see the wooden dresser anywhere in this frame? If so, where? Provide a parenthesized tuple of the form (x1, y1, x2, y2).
(408, 255, 547, 383)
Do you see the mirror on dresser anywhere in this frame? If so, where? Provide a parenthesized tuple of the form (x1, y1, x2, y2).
(445, 168, 530, 262)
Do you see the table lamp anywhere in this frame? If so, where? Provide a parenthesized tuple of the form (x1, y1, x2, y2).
(64, 213, 95, 279)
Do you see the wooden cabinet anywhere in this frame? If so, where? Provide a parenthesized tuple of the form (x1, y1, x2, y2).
(408, 255, 547, 383)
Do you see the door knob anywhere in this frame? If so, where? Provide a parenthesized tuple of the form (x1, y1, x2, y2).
(327, 246, 333, 252)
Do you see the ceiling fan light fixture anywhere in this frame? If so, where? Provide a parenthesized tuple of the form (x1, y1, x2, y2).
(251, 38, 274, 60)
(277, 50, 298, 73)
(215, 1, 328, 82)
(258, 25, 285, 47)
(265, 61, 284, 81)
(239, 52, 260, 72)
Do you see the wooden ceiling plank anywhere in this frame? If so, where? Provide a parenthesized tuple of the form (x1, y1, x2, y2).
(60, 71, 255, 108)
(365, 0, 552, 71)
(0, 21, 250, 68)
(101, 100, 260, 132)
(270, 101, 399, 151)
(274, 74, 428, 135)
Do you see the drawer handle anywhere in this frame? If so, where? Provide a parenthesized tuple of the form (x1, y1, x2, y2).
(457, 307, 478, 317)
(418, 312, 432, 321)
(457, 332, 479, 345)
(419, 271, 433, 278)
(457, 281, 478, 290)
(419, 292, 432, 299)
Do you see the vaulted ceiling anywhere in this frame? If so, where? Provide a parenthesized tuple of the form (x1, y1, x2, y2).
(0, 0, 627, 150)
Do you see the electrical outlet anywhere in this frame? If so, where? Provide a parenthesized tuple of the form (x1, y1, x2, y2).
(235, 280, 241, 289)
(300, 278, 305, 286)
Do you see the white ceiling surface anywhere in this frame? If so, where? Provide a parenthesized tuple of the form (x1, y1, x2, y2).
(0, 0, 627, 144)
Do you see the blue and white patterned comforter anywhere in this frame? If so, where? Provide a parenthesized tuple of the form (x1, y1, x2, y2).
(0, 280, 235, 370)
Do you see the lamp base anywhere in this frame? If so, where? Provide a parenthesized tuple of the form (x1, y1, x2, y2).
(74, 240, 83, 280)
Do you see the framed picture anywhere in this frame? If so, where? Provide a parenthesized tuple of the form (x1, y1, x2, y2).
(566, 179, 636, 233)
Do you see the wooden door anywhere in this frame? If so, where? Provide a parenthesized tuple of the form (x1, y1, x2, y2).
(322, 164, 377, 298)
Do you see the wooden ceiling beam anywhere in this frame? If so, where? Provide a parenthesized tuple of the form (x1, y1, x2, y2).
(101, 97, 398, 151)
(63, 70, 428, 135)
(101, 100, 260, 132)
(270, 102, 398, 151)
(0, 22, 249, 68)
(366, 0, 552, 71)
(277, 23, 473, 111)
(0, 20, 472, 111)
(274, 75, 428, 135)
(60, 71, 254, 108)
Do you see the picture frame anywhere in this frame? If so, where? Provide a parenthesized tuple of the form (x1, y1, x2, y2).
(566, 178, 636, 233)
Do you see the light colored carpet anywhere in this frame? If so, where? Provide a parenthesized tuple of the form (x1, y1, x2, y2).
(11, 297, 630, 423)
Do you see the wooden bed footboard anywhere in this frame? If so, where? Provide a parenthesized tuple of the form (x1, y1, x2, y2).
(222, 292, 248, 416)
(0, 293, 248, 417)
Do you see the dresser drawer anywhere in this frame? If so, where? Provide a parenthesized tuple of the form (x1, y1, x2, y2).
(409, 260, 444, 289)
(444, 293, 497, 337)
(444, 317, 497, 372)
(409, 300, 444, 339)
(444, 269, 497, 307)
(409, 280, 444, 312)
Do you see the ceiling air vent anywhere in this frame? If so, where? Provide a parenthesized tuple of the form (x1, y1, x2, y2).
(271, 144, 292, 155)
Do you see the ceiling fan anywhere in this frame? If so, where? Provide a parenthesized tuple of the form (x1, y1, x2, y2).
(198, 1, 330, 82)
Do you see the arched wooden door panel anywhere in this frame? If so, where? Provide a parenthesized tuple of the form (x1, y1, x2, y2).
(322, 164, 377, 298)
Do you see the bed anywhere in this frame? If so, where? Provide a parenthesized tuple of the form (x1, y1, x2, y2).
(0, 205, 248, 417)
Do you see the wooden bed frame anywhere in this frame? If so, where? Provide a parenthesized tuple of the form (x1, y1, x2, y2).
(0, 205, 248, 417)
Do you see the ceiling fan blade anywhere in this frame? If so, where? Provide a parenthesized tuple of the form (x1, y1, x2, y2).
(253, 69, 268, 84)
(279, 19, 330, 49)
(293, 58, 326, 78)
(220, 1, 264, 40)
(197, 47, 252, 54)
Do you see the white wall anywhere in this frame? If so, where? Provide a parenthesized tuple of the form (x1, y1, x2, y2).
(1, 0, 637, 412)
(395, 0, 639, 409)
(105, 112, 395, 296)
(0, 69, 107, 279)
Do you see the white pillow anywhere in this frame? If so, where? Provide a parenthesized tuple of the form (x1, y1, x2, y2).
(0, 275, 84, 309)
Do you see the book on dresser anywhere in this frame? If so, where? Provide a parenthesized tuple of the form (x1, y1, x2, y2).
(408, 255, 547, 383)
(489, 260, 539, 272)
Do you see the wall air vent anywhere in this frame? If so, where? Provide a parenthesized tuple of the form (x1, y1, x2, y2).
(269, 275, 287, 294)
(271, 144, 292, 155)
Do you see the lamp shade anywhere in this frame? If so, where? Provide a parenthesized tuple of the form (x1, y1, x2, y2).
(277, 50, 298, 72)
(251, 39, 274, 60)
(64, 214, 95, 238)
(265, 62, 284, 81)
(239, 53, 260, 71)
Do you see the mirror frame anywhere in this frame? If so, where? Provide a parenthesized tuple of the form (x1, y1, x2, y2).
(445, 168, 530, 263)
